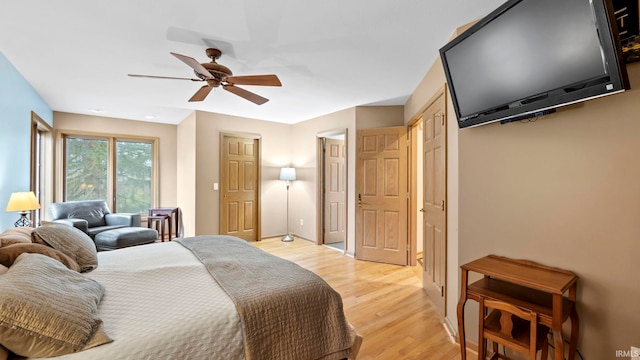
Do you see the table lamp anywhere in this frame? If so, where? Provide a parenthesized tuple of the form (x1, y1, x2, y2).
(5, 191, 40, 227)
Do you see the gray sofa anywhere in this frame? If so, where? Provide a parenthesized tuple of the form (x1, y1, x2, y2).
(50, 200, 157, 251)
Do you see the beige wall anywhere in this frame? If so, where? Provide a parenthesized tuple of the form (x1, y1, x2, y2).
(52, 112, 178, 208)
(190, 111, 291, 238)
(405, 58, 447, 123)
(176, 112, 196, 237)
(290, 108, 356, 251)
(355, 106, 404, 129)
(458, 62, 640, 357)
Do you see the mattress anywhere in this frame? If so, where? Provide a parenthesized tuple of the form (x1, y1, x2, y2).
(38, 242, 245, 360)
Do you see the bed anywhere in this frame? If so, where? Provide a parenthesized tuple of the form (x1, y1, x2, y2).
(0, 228, 361, 360)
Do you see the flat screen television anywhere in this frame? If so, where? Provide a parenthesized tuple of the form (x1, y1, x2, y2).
(440, 0, 630, 129)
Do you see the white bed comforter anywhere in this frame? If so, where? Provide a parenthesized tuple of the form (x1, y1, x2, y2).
(40, 242, 245, 360)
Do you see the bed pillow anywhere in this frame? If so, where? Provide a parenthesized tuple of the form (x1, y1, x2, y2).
(0, 264, 7, 275)
(0, 253, 112, 357)
(0, 243, 81, 272)
(32, 224, 97, 272)
(0, 227, 34, 247)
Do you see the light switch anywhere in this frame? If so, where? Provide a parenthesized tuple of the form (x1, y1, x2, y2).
(213, 182, 219, 190)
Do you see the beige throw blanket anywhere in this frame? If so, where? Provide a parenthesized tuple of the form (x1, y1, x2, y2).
(176, 236, 353, 360)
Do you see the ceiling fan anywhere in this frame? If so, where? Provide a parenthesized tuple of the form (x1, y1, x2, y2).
(128, 48, 282, 105)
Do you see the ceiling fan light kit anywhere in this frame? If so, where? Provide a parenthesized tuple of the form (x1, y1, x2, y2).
(129, 48, 281, 105)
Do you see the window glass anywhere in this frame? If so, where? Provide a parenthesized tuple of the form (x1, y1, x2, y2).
(115, 140, 152, 213)
(64, 137, 109, 201)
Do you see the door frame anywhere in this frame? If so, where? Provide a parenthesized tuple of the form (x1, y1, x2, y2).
(315, 129, 348, 252)
(219, 132, 262, 241)
(407, 85, 448, 318)
(408, 119, 422, 267)
(30, 111, 53, 225)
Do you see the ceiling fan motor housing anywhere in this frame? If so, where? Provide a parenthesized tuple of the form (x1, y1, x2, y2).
(197, 48, 233, 80)
(201, 62, 233, 77)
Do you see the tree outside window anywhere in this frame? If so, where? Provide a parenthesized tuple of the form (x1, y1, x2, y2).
(116, 140, 152, 213)
(65, 137, 109, 201)
(64, 135, 155, 214)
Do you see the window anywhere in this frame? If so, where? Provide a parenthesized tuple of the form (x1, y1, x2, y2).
(63, 134, 157, 214)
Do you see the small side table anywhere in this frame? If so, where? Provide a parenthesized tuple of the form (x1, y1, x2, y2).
(147, 215, 171, 242)
(148, 207, 180, 241)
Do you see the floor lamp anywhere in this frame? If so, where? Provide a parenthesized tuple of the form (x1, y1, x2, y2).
(280, 167, 296, 242)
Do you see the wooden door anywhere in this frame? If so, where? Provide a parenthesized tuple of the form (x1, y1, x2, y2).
(220, 135, 259, 241)
(422, 93, 447, 317)
(356, 126, 408, 265)
(324, 138, 346, 244)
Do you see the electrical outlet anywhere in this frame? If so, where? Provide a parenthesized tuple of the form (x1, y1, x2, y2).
(300, 219, 303, 226)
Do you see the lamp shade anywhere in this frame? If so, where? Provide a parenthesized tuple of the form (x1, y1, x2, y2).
(279, 167, 296, 181)
(6, 192, 41, 212)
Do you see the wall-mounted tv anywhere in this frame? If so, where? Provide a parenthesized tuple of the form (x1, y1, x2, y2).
(440, 0, 630, 129)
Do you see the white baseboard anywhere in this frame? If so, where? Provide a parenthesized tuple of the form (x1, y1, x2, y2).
(443, 317, 478, 355)
(443, 317, 457, 341)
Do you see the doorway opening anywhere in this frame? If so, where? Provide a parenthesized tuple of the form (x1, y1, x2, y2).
(409, 119, 425, 270)
(317, 130, 347, 253)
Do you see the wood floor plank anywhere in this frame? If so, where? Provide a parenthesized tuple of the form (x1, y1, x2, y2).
(253, 237, 473, 360)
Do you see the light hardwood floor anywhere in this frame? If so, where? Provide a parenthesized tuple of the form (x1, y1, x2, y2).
(253, 237, 474, 360)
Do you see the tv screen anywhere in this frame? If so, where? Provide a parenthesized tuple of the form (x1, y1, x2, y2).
(440, 0, 630, 128)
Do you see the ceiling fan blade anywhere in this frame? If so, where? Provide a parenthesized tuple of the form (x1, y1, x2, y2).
(128, 74, 202, 81)
(226, 74, 282, 87)
(189, 85, 214, 102)
(170, 52, 213, 79)
(223, 84, 269, 105)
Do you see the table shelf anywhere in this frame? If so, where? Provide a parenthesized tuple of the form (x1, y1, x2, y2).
(468, 277, 573, 325)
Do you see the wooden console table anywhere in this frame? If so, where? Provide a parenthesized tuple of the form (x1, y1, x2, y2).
(457, 255, 579, 360)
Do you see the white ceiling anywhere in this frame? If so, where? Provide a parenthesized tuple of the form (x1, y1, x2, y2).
(0, 0, 505, 125)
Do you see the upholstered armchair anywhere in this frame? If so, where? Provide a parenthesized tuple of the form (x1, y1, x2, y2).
(49, 200, 141, 238)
